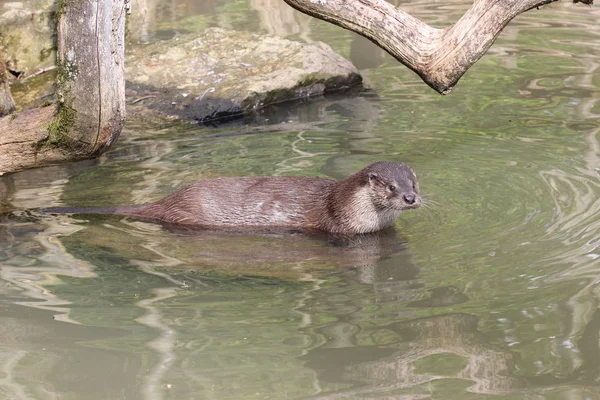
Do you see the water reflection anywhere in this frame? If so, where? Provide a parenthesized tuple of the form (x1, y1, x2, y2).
(303, 314, 521, 398)
(0, 303, 137, 399)
(2, 0, 600, 398)
(1, 194, 426, 398)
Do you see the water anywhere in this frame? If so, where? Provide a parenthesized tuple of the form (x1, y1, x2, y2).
(2, 0, 600, 398)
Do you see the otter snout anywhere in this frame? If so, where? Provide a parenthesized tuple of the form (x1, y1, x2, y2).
(403, 193, 417, 204)
(402, 193, 421, 208)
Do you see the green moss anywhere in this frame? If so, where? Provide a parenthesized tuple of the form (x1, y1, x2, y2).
(35, 0, 75, 147)
(55, 0, 66, 21)
(0, 34, 20, 67)
(39, 47, 54, 62)
(44, 102, 76, 146)
(38, 58, 78, 148)
(55, 57, 78, 85)
(55, 0, 85, 23)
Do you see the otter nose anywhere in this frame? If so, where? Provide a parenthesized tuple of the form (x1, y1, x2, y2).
(403, 193, 417, 204)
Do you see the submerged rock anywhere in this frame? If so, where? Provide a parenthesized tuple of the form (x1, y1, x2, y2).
(125, 27, 362, 123)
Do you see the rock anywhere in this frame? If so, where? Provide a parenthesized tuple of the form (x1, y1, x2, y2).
(125, 27, 362, 123)
(0, 3, 55, 76)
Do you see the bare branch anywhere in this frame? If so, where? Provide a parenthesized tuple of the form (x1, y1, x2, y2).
(282, 0, 571, 93)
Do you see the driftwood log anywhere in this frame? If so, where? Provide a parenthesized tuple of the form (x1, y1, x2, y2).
(0, 0, 126, 175)
(282, 0, 588, 94)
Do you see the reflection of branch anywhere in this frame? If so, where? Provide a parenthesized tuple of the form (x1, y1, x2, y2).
(292, 277, 325, 396)
(292, 277, 325, 329)
(136, 287, 180, 400)
(307, 314, 520, 398)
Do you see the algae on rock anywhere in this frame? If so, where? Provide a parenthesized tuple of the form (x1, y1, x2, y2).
(126, 27, 362, 122)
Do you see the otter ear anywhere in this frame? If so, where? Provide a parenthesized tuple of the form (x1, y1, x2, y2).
(368, 172, 380, 185)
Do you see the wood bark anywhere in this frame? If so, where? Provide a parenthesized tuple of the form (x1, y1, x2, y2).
(0, 0, 126, 175)
(282, 0, 580, 94)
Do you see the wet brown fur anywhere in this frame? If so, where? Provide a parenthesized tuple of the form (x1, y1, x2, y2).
(43, 161, 421, 235)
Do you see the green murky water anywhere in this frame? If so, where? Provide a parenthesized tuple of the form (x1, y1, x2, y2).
(2, 0, 600, 398)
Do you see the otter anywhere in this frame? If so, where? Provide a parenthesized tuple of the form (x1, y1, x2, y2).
(42, 161, 421, 235)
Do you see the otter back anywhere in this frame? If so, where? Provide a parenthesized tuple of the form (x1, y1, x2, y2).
(40, 161, 421, 235)
(133, 176, 335, 230)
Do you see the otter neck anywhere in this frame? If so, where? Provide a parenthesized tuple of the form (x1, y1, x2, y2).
(325, 174, 387, 234)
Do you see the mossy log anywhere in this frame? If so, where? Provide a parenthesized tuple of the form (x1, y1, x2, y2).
(0, 0, 126, 175)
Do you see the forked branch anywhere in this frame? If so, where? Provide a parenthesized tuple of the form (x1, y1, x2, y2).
(282, 0, 576, 93)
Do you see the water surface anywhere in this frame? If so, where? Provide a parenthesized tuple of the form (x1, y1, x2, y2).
(1, 0, 600, 398)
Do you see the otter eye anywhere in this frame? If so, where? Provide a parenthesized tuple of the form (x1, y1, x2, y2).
(387, 185, 396, 192)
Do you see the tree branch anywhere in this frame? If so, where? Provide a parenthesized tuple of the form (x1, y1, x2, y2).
(282, 0, 573, 93)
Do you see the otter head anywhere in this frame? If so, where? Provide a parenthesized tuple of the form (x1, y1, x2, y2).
(363, 161, 421, 211)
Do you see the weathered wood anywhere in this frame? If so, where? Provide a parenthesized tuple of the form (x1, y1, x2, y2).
(0, 105, 65, 173)
(0, 0, 126, 175)
(0, 49, 16, 117)
(56, 0, 126, 153)
(282, 0, 580, 94)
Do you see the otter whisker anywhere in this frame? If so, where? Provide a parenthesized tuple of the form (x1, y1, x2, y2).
(417, 204, 434, 218)
(420, 197, 441, 208)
